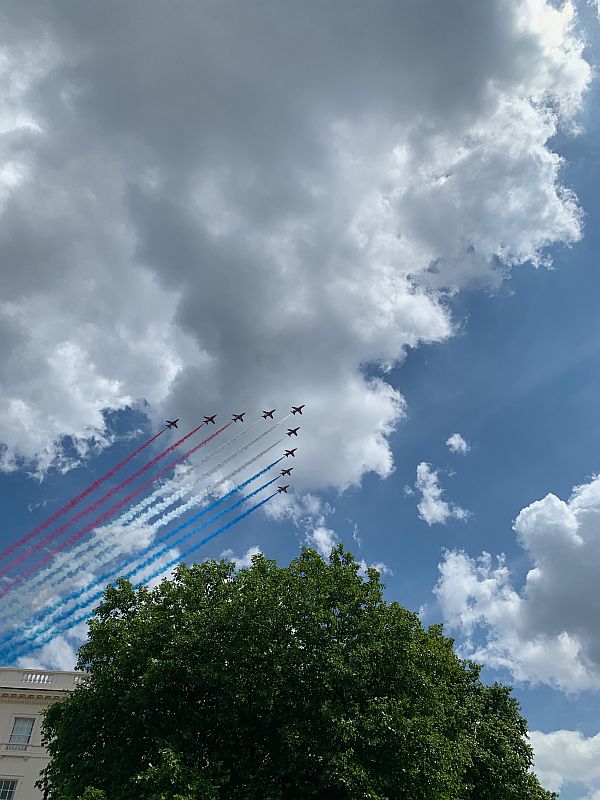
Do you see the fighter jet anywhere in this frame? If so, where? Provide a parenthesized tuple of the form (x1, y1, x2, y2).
(291, 405, 305, 415)
(232, 412, 245, 422)
(277, 485, 290, 494)
(165, 419, 179, 429)
(262, 409, 276, 419)
(203, 415, 217, 424)
(287, 427, 300, 437)
(284, 448, 297, 458)
(280, 467, 293, 476)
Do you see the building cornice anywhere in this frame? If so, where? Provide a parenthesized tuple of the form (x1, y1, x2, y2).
(0, 692, 67, 705)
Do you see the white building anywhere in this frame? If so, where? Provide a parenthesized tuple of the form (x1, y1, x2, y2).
(0, 668, 84, 800)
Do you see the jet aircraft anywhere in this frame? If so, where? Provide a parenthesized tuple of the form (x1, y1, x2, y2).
(291, 405, 305, 415)
(262, 409, 276, 419)
(280, 467, 293, 476)
(287, 427, 300, 437)
(284, 448, 297, 458)
(165, 419, 179, 429)
(277, 485, 290, 494)
(232, 412, 245, 422)
(203, 415, 217, 424)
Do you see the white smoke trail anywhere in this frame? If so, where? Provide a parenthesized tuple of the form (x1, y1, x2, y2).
(2, 446, 283, 650)
(0, 420, 265, 623)
(0, 436, 285, 634)
(116, 419, 263, 524)
(3, 491, 277, 663)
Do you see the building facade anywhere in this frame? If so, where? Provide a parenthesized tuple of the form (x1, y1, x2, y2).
(0, 668, 84, 800)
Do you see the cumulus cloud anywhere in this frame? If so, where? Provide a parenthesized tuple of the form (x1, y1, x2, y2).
(0, 0, 591, 490)
(530, 728, 600, 795)
(17, 635, 78, 672)
(446, 433, 471, 454)
(308, 526, 340, 560)
(358, 559, 393, 578)
(435, 473, 600, 692)
(415, 462, 470, 525)
(220, 545, 262, 569)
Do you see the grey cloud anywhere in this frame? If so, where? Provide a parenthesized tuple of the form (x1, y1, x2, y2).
(0, 0, 591, 486)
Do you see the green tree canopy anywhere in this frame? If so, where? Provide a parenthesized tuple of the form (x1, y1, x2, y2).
(39, 547, 555, 800)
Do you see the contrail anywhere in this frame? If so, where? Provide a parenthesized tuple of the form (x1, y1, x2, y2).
(0, 422, 232, 599)
(0, 420, 210, 580)
(0, 439, 283, 630)
(0, 426, 167, 566)
(0, 419, 288, 613)
(0, 487, 277, 661)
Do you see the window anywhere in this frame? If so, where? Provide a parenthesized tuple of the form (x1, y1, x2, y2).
(0, 780, 17, 800)
(8, 717, 34, 751)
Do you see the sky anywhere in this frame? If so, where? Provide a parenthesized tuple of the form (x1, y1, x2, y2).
(0, 1, 599, 796)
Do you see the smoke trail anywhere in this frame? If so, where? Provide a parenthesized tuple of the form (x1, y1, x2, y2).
(0, 440, 283, 630)
(127, 421, 287, 528)
(1, 462, 281, 647)
(0, 427, 168, 567)
(0, 419, 287, 614)
(0, 423, 232, 599)
(1, 493, 276, 662)
(129, 493, 277, 587)
(1, 488, 277, 661)
(119, 420, 279, 529)
(0, 421, 212, 580)
(0, 424, 282, 616)
(116, 418, 263, 526)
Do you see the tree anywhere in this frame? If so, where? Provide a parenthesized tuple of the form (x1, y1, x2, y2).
(38, 547, 555, 800)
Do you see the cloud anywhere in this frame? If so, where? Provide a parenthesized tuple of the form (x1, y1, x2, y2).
(415, 462, 470, 525)
(0, 0, 591, 490)
(308, 526, 339, 560)
(358, 559, 393, 578)
(530, 728, 600, 795)
(435, 473, 600, 692)
(17, 635, 77, 671)
(446, 433, 471, 455)
(220, 545, 262, 569)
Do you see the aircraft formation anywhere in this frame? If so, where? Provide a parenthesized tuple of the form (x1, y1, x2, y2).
(167, 408, 302, 494)
(0, 404, 306, 662)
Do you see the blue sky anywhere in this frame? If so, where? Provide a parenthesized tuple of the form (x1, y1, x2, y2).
(1, 1, 600, 795)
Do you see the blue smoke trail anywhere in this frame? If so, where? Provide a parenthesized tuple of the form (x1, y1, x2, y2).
(1, 492, 277, 663)
(0, 439, 283, 632)
(0, 459, 282, 652)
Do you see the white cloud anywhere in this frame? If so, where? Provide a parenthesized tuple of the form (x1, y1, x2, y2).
(530, 728, 600, 795)
(220, 545, 262, 569)
(415, 462, 470, 525)
(358, 559, 393, 578)
(435, 473, 600, 692)
(350, 520, 363, 548)
(263, 488, 339, 557)
(17, 635, 77, 671)
(0, 0, 591, 490)
(446, 433, 471, 454)
(308, 526, 339, 560)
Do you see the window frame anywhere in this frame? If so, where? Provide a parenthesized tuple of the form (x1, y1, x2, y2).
(7, 717, 35, 752)
(0, 778, 18, 800)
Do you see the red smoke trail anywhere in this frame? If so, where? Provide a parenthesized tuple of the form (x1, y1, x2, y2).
(0, 421, 208, 578)
(0, 422, 232, 599)
(0, 427, 168, 566)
